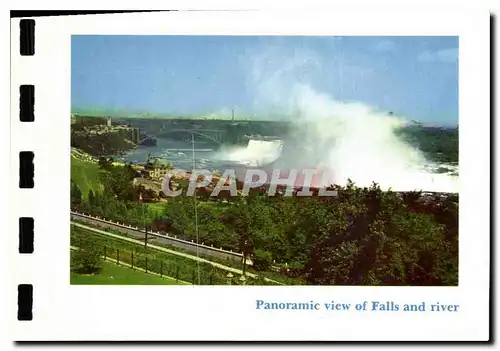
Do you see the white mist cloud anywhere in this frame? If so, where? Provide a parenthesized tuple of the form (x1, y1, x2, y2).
(418, 48, 458, 63)
(228, 44, 459, 193)
(245, 45, 322, 114)
(290, 85, 458, 192)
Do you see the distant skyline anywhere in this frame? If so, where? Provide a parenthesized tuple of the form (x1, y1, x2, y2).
(72, 35, 459, 125)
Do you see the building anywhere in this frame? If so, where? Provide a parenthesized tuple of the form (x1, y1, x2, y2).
(148, 167, 171, 180)
(143, 157, 173, 180)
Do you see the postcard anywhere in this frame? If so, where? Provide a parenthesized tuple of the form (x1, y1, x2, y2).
(9, 9, 490, 342)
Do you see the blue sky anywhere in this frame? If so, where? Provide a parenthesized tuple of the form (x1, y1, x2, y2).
(72, 35, 458, 125)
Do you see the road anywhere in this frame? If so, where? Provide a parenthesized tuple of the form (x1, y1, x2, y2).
(71, 221, 281, 285)
(70, 212, 244, 264)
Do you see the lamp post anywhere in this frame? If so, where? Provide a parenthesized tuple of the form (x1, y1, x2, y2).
(239, 275, 246, 286)
(142, 203, 148, 251)
(226, 272, 233, 286)
(242, 239, 248, 276)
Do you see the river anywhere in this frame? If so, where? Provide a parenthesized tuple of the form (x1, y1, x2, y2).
(116, 137, 226, 170)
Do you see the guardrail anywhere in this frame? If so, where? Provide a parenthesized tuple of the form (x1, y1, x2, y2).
(70, 211, 245, 263)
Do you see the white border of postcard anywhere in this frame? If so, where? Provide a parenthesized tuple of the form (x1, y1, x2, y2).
(9, 9, 489, 341)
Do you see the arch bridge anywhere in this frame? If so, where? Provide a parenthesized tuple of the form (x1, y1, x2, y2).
(152, 127, 227, 144)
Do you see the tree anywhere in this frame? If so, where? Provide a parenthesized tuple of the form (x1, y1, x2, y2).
(70, 181, 82, 209)
(88, 189, 96, 209)
(71, 237, 104, 274)
(124, 163, 138, 180)
(163, 196, 196, 236)
(222, 197, 252, 261)
(99, 166, 136, 202)
(304, 182, 457, 286)
(142, 188, 157, 202)
(98, 157, 113, 171)
(197, 186, 212, 201)
(253, 248, 273, 270)
(151, 218, 173, 233)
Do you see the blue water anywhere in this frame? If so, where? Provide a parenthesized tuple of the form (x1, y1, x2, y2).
(117, 138, 222, 170)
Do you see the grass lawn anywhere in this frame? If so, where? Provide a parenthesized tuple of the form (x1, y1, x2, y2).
(145, 202, 166, 215)
(70, 260, 188, 285)
(71, 225, 229, 285)
(71, 155, 102, 199)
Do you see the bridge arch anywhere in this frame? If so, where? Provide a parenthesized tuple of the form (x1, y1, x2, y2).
(157, 128, 224, 145)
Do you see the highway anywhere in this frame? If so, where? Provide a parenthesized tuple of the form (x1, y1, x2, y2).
(71, 222, 281, 284)
(70, 211, 247, 265)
